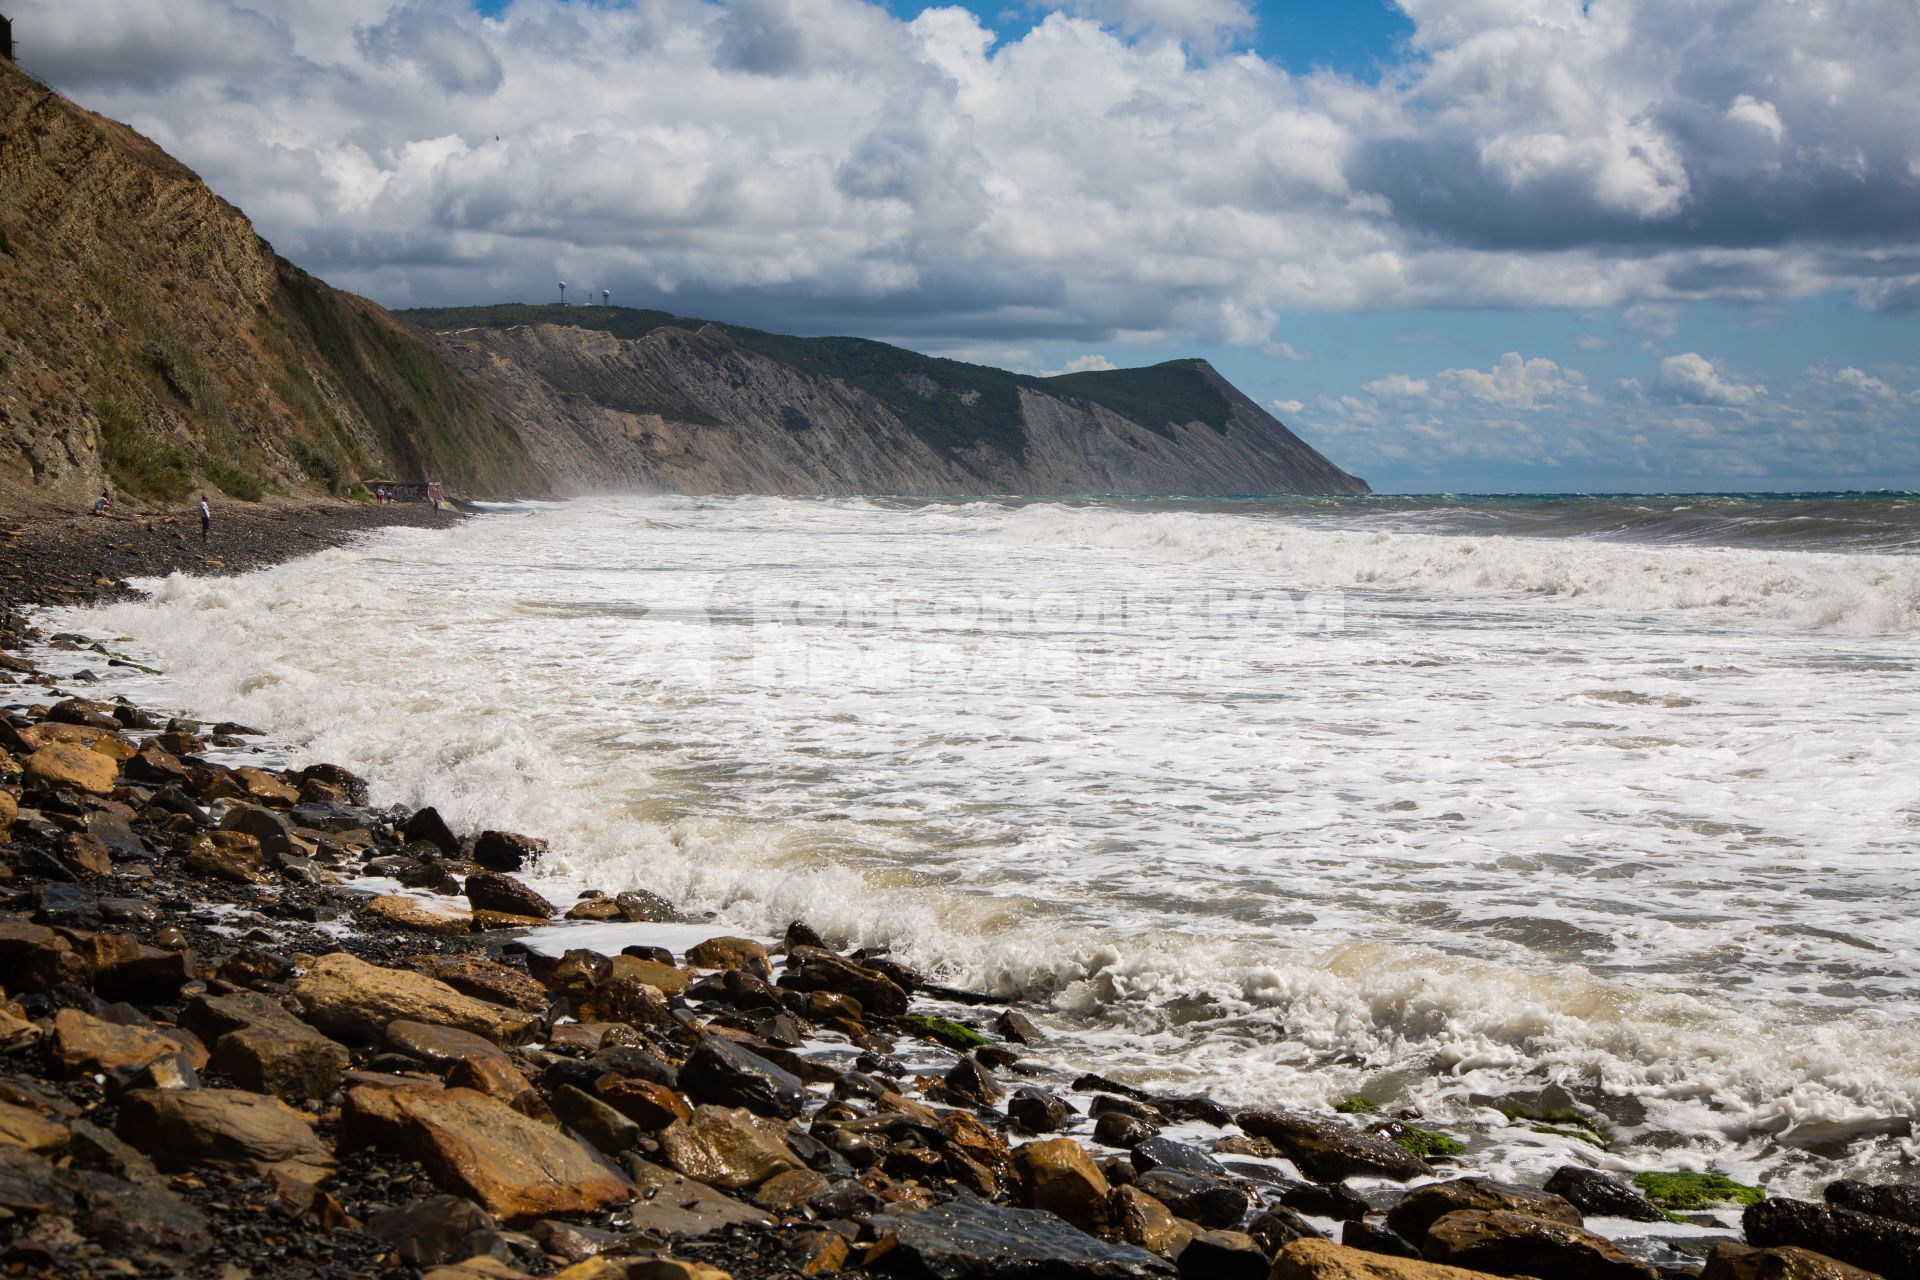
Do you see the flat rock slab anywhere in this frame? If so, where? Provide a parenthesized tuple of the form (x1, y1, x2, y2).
(627, 1157, 775, 1238)
(116, 1088, 335, 1184)
(1270, 1239, 1517, 1279)
(342, 1084, 630, 1223)
(409, 953, 552, 1012)
(1235, 1110, 1431, 1182)
(1703, 1242, 1880, 1280)
(0, 1099, 69, 1154)
(291, 951, 538, 1044)
(870, 1198, 1174, 1279)
(1421, 1208, 1656, 1279)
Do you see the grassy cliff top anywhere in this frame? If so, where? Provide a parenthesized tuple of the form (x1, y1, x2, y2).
(400, 304, 1235, 454)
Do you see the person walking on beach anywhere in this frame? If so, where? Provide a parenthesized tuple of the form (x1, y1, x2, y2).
(198, 495, 211, 542)
(92, 487, 111, 517)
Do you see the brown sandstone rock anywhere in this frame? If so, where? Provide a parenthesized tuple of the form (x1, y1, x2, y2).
(388, 1019, 513, 1071)
(1421, 1208, 1656, 1279)
(289, 951, 538, 1045)
(365, 893, 474, 935)
(609, 953, 692, 996)
(51, 1009, 188, 1077)
(577, 975, 670, 1028)
(1235, 1109, 1431, 1182)
(184, 830, 267, 883)
(596, 1075, 692, 1130)
(779, 948, 909, 1016)
(686, 936, 770, 970)
(1702, 1241, 1880, 1279)
(0, 789, 16, 836)
(658, 1105, 804, 1190)
(211, 1021, 351, 1101)
(343, 1084, 631, 1222)
(464, 871, 556, 919)
(1012, 1135, 1112, 1234)
(232, 766, 299, 805)
(1110, 1184, 1194, 1259)
(408, 954, 551, 1013)
(117, 1088, 335, 1184)
(1270, 1239, 1511, 1279)
(0, 1099, 69, 1153)
(25, 742, 119, 795)
(18, 723, 135, 760)
(1386, 1177, 1583, 1246)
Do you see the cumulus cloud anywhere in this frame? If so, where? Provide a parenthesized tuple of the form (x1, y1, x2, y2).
(1439, 353, 1592, 409)
(1043, 354, 1119, 375)
(1658, 352, 1767, 405)
(1363, 372, 1431, 399)
(10, 0, 1920, 343)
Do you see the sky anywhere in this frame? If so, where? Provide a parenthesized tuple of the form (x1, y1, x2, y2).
(14, 0, 1920, 493)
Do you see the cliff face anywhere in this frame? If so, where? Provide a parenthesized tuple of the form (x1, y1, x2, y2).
(418, 312, 1370, 497)
(0, 60, 544, 507)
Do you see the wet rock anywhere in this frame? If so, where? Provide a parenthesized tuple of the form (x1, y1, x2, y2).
(367, 893, 475, 934)
(409, 953, 551, 1013)
(658, 1104, 803, 1190)
(598, 1075, 693, 1130)
(869, 1197, 1174, 1279)
(472, 829, 546, 871)
(552, 1084, 642, 1155)
(579, 975, 671, 1028)
(1387, 1177, 1583, 1246)
(51, 1009, 190, 1078)
(626, 1156, 775, 1236)
(1096, 1112, 1158, 1149)
(1111, 1184, 1195, 1259)
(940, 1110, 1011, 1192)
(342, 1084, 632, 1222)
(388, 1019, 514, 1071)
(687, 936, 771, 970)
(24, 743, 118, 795)
(568, 897, 625, 921)
(1547, 1165, 1670, 1224)
(1235, 1110, 1432, 1183)
(1131, 1137, 1226, 1179)
(216, 944, 295, 989)
(1013, 1135, 1112, 1234)
(1136, 1168, 1250, 1230)
(290, 951, 539, 1044)
(1824, 1178, 1920, 1230)
(368, 1195, 512, 1267)
(1272, 1239, 1494, 1277)
(184, 830, 267, 883)
(465, 871, 556, 919)
(781, 949, 910, 1017)
(232, 766, 299, 806)
(1701, 1241, 1879, 1280)
(295, 762, 371, 805)
(1421, 1208, 1656, 1279)
(679, 1036, 807, 1119)
(610, 953, 693, 996)
(404, 805, 461, 854)
(123, 742, 189, 786)
(1009, 1086, 1072, 1133)
(532, 947, 613, 996)
(1249, 1204, 1325, 1254)
(33, 881, 102, 928)
(62, 832, 112, 875)
(1744, 1197, 1920, 1278)
(535, 1218, 625, 1263)
(1178, 1229, 1268, 1280)
(209, 1016, 350, 1101)
(117, 1088, 335, 1184)
(219, 803, 294, 860)
(449, 1056, 544, 1110)
(1341, 1219, 1425, 1260)
(994, 1009, 1041, 1044)
(1281, 1182, 1370, 1222)
(616, 889, 678, 922)
(943, 1055, 1003, 1106)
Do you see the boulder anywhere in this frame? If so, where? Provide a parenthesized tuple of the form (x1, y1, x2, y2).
(366, 893, 474, 935)
(678, 1036, 807, 1119)
(290, 951, 538, 1045)
(1110, 1184, 1195, 1259)
(1386, 1178, 1583, 1246)
(1824, 1178, 1920, 1229)
(367, 1194, 511, 1267)
(473, 829, 546, 871)
(1271, 1239, 1512, 1278)
(0, 789, 15, 835)
(232, 767, 299, 806)
(20, 722, 134, 759)
(465, 871, 557, 919)
(626, 1157, 774, 1237)
(122, 743, 189, 786)
(1013, 1135, 1112, 1234)
(210, 1020, 351, 1101)
(296, 763, 371, 805)
(780, 949, 910, 1016)
(578, 975, 671, 1029)
(943, 1056, 1003, 1107)
(1009, 1086, 1072, 1133)
(1135, 1169, 1249, 1230)
(1248, 1204, 1324, 1255)
(1234, 1110, 1431, 1183)
(407, 953, 550, 1013)
(1744, 1197, 1920, 1278)
(658, 1105, 803, 1190)
(388, 1019, 513, 1071)
(615, 889, 678, 922)
(610, 953, 692, 996)
(117, 1088, 334, 1184)
(995, 1009, 1042, 1044)
(596, 1076, 692, 1130)
(1131, 1137, 1227, 1178)
(1281, 1183, 1370, 1223)
(219, 803, 294, 859)
(1176, 1229, 1267, 1280)
(89, 937, 191, 1003)
(25, 742, 118, 795)
(869, 1198, 1174, 1279)
(0, 1099, 69, 1154)
(686, 936, 770, 970)
(403, 806, 460, 854)
(550, 1084, 642, 1155)
(184, 830, 267, 883)
(49, 698, 122, 729)
(0, 922, 91, 991)
(1341, 1221, 1423, 1260)
(342, 1084, 631, 1222)
(448, 1057, 543, 1110)
(1420, 1208, 1656, 1279)
(51, 1009, 192, 1078)
(1701, 1241, 1880, 1280)
(1095, 1112, 1157, 1149)
(1545, 1165, 1669, 1223)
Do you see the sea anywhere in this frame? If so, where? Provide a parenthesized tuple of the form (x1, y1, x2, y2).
(46, 492, 1920, 1197)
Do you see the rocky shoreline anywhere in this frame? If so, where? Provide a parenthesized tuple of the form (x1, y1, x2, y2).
(1, 516, 1917, 1280)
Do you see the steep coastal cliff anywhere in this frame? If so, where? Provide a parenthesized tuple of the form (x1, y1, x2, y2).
(410, 307, 1370, 497)
(0, 59, 544, 506)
